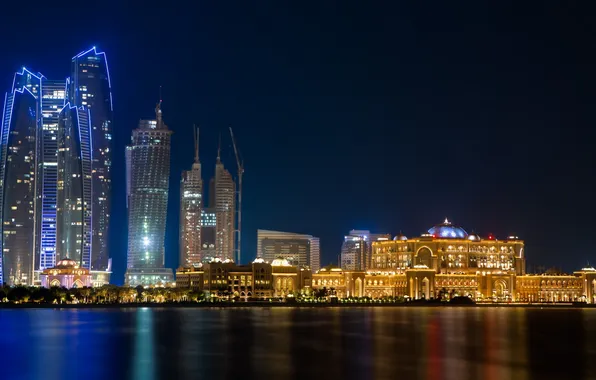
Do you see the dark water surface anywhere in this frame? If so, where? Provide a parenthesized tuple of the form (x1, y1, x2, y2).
(0, 307, 595, 380)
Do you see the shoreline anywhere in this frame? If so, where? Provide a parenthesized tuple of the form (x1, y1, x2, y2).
(0, 302, 594, 309)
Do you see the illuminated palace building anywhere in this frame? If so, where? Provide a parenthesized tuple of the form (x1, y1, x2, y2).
(176, 219, 596, 303)
(323, 219, 596, 303)
(0, 47, 113, 286)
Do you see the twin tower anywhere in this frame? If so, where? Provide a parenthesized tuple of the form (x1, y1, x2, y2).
(0, 47, 113, 285)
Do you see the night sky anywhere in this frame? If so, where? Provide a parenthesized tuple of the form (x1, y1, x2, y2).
(2, 2, 595, 283)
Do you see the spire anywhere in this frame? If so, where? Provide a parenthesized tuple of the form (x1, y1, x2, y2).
(216, 132, 221, 164)
(155, 86, 163, 127)
(193, 124, 200, 163)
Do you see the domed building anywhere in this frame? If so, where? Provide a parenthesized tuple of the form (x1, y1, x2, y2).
(427, 219, 468, 239)
(369, 219, 525, 300)
(40, 258, 92, 288)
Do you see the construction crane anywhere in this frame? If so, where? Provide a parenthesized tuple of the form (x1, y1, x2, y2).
(229, 127, 244, 264)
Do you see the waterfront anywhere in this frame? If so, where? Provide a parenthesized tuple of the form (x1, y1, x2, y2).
(1, 307, 595, 380)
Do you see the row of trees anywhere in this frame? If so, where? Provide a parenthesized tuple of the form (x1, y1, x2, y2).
(0, 285, 205, 304)
(0, 285, 424, 305)
(0, 285, 340, 304)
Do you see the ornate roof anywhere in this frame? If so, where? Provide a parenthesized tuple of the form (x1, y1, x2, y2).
(427, 218, 468, 239)
(55, 258, 78, 268)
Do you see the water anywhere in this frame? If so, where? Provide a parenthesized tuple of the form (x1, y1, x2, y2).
(0, 307, 595, 380)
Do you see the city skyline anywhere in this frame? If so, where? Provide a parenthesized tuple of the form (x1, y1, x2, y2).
(1, 3, 595, 285)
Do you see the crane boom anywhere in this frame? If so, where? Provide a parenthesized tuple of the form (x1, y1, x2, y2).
(229, 127, 244, 264)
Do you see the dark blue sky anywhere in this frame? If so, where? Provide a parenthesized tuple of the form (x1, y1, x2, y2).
(2, 2, 595, 282)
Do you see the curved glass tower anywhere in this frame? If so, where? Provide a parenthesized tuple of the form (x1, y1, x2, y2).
(68, 47, 113, 271)
(0, 69, 41, 285)
(125, 102, 173, 286)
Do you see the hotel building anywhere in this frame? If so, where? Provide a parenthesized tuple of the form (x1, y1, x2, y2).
(309, 219, 596, 303)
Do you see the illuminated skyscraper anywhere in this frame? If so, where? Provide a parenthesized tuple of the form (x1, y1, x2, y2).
(0, 68, 66, 285)
(179, 127, 203, 266)
(212, 149, 235, 261)
(56, 104, 92, 268)
(125, 102, 174, 286)
(66, 47, 113, 271)
(0, 69, 42, 285)
(38, 79, 67, 273)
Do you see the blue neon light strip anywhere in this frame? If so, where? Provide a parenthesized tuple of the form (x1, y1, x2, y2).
(71, 46, 113, 111)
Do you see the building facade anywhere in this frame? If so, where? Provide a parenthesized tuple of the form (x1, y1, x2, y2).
(175, 257, 312, 299)
(0, 68, 42, 285)
(307, 220, 596, 303)
(212, 153, 235, 261)
(124, 102, 174, 286)
(68, 47, 113, 272)
(257, 229, 321, 272)
(40, 258, 92, 289)
(200, 208, 217, 260)
(341, 230, 391, 271)
(179, 127, 203, 267)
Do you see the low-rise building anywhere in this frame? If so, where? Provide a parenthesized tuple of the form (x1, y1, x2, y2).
(40, 258, 92, 288)
(176, 258, 313, 299)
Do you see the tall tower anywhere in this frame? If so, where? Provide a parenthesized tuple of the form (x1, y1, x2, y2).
(37, 79, 66, 273)
(56, 103, 92, 268)
(179, 126, 203, 267)
(124, 102, 174, 286)
(0, 69, 43, 285)
(68, 47, 113, 271)
(0, 68, 65, 285)
(212, 145, 235, 261)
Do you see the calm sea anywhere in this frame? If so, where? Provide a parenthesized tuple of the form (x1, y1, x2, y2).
(0, 307, 594, 380)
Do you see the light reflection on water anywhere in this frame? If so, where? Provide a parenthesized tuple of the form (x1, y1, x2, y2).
(0, 307, 594, 380)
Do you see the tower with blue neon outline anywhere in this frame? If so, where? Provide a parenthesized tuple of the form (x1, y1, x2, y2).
(67, 47, 113, 272)
(0, 68, 65, 285)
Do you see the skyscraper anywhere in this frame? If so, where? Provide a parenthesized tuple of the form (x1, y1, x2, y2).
(68, 47, 113, 271)
(125, 102, 173, 286)
(212, 148, 235, 261)
(257, 229, 320, 271)
(37, 79, 66, 273)
(0, 68, 66, 285)
(0, 69, 42, 285)
(179, 127, 203, 267)
(56, 104, 92, 268)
